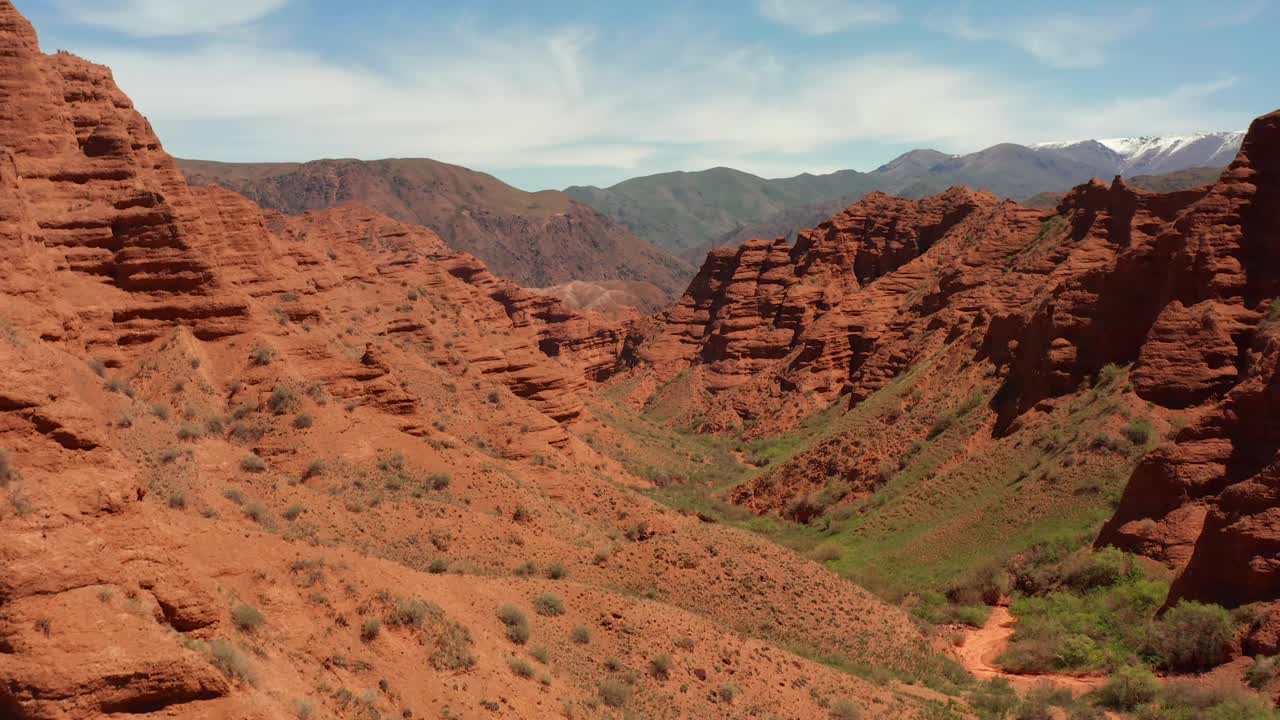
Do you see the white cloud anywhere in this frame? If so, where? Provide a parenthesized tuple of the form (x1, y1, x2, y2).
(55, 0, 288, 36)
(75, 18, 1246, 184)
(755, 0, 899, 34)
(1201, 0, 1268, 27)
(933, 5, 1152, 69)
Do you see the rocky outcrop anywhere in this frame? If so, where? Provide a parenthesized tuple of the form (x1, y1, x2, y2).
(1092, 111, 1280, 606)
(638, 188, 1045, 426)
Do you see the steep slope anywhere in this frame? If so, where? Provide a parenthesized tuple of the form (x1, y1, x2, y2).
(0, 5, 950, 718)
(567, 134, 1245, 257)
(608, 110, 1280, 618)
(177, 157, 694, 301)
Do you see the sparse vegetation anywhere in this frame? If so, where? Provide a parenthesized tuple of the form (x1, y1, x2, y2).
(649, 653, 674, 679)
(508, 656, 534, 678)
(293, 412, 313, 429)
(572, 625, 591, 644)
(0, 449, 17, 486)
(600, 679, 630, 708)
(1094, 665, 1159, 710)
(830, 699, 862, 720)
(497, 605, 530, 645)
(1148, 600, 1235, 672)
(360, 618, 381, 642)
(533, 594, 564, 616)
(240, 454, 267, 473)
(251, 345, 275, 366)
(244, 502, 271, 526)
(546, 561, 566, 580)
(269, 386, 297, 414)
(428, 472, 451, 490)
(231, 604, 265, 633)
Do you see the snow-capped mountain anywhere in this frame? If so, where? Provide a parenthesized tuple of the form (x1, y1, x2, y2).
(1032, 131, 1244, 176)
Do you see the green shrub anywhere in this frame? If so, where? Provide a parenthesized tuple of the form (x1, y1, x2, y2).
(969, 678, 1018, 718)
(546, 561, 566, 580)
(515, 560, 537, 577)
(497, 605, 529, 645)
(283, 504, 304, 521)
(1123, 418, 1153, 445)
(177, 423, 203, 440)
(0, 449, 16, 486)
(360, 618, 381, 641)
(830, 699, 862, 720)
(251, 345, 275, 366)
(428, 472, 450, 490)
(1147, 680, 1280, 720)
(1149, 601, 1234, 672)
(231, 604, 265, 633)
(1247, 655, 1280, 689)
(195, 638, 256, 684)
(1094, 666, 1158, 710)
(534, 594, 564, 616)
(269, 386, 297, 414)
(927, 414, 954, 439)
(303, 460, 324, 479)
(244, 503, 271, 526)
(430, 621, 477, 671)
(223, 488, 245, 505)
(948, 561, 1008, 606)
(649, 653, 674, 679)
(427, 557, 448, 574)
(600, 679, 630, 707)
(718, 684, 738, 704)
(508, 657, 534, 678)
(240, 454, 267, 473)
(293, 413, 313, 429)
(572, 625, 591, 644)
(1060, 547, 1131, 592)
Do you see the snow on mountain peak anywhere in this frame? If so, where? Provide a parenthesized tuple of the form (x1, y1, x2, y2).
(1097, 131, 1245, 159)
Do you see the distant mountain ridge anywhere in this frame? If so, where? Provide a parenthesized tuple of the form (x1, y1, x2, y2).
(1032, 131, 1245, 175)
(565, 131, 1245, 257)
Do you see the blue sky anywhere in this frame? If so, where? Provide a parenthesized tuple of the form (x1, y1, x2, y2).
(16, 0, 1278, 190)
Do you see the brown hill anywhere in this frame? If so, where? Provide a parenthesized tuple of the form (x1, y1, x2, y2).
(0, 3, 949, 718)
(177, 157, 695, 303)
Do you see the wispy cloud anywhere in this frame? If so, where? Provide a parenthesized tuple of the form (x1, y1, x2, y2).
(932, 5, 1153, 69)
(54, 0, 288, 36)
(755, 0, 900, 34)
(1200, 0, 1268, 27)
(61, 7, 1246, 184)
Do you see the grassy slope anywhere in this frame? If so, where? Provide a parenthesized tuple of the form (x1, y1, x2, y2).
(591, 356, 1164, 602)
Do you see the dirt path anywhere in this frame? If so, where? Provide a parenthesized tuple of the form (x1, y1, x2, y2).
(957, 605, 1108, 695)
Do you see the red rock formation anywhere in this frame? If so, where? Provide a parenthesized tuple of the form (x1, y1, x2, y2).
(1093, 110, 1280, 606)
